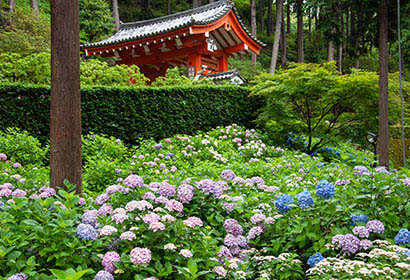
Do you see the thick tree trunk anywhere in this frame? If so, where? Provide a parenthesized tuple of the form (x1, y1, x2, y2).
(296, 0, 304, 63)
(251, 0, 257, 71)
(50, 0, 82, 193)
(112, 0, 120, 31)
(30, 0, 39, 17)
(378, 0, 389, 167)
(280, 6, 287, 66)
(267, 0, 273, 36)
(193, 0, 201, 8)
(9, 0, 16, 12)
(209, 0, 214, 3)
(259, 0, 264, 33)
(287, 3, 291, 34)
(167, 0, 171, 14)
(270, 0, 283, 74)
(352, 9, 361, 68)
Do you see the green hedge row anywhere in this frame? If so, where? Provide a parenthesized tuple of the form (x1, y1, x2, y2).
(0, 84, 262, 144)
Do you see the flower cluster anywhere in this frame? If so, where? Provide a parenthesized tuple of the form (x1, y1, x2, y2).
(394, 229, 410, 245)
(296, 191, 314, 209)
(274, 194, 294, 214)
(130, 247, 151, 265)
(76, 223, 97, 241)
(316, 180, 335, 200)
(307, 253, 324, 267)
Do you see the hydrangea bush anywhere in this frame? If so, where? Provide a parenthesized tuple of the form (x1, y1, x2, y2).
(0, 125, 409, 279)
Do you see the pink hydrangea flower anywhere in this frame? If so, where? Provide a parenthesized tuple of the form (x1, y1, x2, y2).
(143, 213, 161, 224)
(100, 225, 118, 236)
(179, 249, 193, 258)
(165, 199, 183, 212)
(120, 231, 136, 241)
(130, 247, 151, 265)
(183, 217, 203, 228)
(148, 222, 165, 232)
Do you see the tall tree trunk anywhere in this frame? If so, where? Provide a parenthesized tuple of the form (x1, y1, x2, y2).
(267, 0, 273, 36)
(142, 0, 150, 14)
(352, 9, 361, 68)
(50, 0, 82, 193)
(259, 0, 264, 33)
(112, 0, 120, 31)
(167, 0, 171, 14)
(280, 6, 287, 66)
(328, 41, 335, 61)
(209, 0, 214, 3)
(296, 0, 304, 63)
(193, 0, 201, 8)
(30, 0, 39, 17)
(287, 3, 291, 33)
(378, 0, 389, 167)
(9, 0, 16, 12)
(338, 8, 344, 73)
(251, 0, 257, 71)
(270, 0, 283, 74)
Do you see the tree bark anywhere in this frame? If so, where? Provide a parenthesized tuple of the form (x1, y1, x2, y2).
(378, 0, 389, 167)
(287, 3, 291, 34)
(142, 0, 150, 14)
(30, 0, 39, 17)
(267, 0, 273, 36)
(50, 0, 82, 193)
(193, 0, 202, 8)
(9, 0, 16, 13)
(328, 41, 335, 61)
(338, 4, 344, 73)
(209, 0, 214, 3)
(270, 0, 283, 74)
(259, 0, 264, 33)
(167, 0, 171, 15)
(251, 0, 257, 71)
(112, 0, 120, 31)
(296, 0, 304, 63)
(280, 5, 287, 66)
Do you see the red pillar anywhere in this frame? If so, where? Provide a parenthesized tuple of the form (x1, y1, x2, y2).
(218, 53, 228, 72)
(188, 53, 202, 77)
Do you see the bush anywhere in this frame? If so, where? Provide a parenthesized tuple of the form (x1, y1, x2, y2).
(0, 84, 262, 144)
(0, 128, 48, 165)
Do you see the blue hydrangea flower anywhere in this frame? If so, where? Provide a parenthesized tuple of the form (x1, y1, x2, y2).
(94, 270, 114, 280)
(316, 180, 335, 200)
(76, 223, 97, 241)
(274, 194, 294, 214)
(296, 191, 314, 209)
(307, 253, 324, 267)
(351, 214, 369, 226)
(82, 211, 97, 227)
(394, 229, 410, 245)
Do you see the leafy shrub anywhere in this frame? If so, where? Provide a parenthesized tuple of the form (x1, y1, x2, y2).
(0, 128, 47, 165)
(151, 67, 192, 87)
(79, 0, 114, 43)
(0, 84, 261, 144)
(0, 8, 50, 55)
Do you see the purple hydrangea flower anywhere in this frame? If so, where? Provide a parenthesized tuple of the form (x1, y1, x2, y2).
(158, 182, 176, 197)
(366, 220, 385, 234)
(247, 226, 264, 240)
(250, 214, 266, 224)
(77, 223, 97, 240)
(221, 170, 236, 181)
(7, 273, 27, 280)
(334, 234, 360, 255)
(224, 219, 243, 235)
(354, 166, 371, 176)
(123, 174, 144, 188)
(82, 211, 97, 227)
(95, 194, 111, 205)
(101, 251, 120, 273)
(359, 239, 373, 250)
(177, 184, 194, 203)
(352, 226, 370, 238)
(94, 270, 114, 280)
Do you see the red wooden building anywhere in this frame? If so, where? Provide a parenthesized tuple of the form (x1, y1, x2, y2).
(82, 0, 264, 81)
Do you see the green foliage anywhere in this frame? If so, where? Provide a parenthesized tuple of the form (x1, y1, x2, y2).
(0, 8, 50, 55)
(151, 67, 191, 87)
(0, 84, 261, 144)
(80, 58, 149, 86)
(252, 63, 377, 153)
(0, 53, 149, 86)
(0, 128, 48, 166)
(0, 190, 97, 279)
(0, 52, 51, 85)
(79, 0, 115, 43)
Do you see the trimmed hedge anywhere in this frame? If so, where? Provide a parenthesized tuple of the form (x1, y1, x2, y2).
(0, 84, 262, 144)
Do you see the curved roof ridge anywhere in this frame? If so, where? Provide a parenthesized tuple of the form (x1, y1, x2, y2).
(120, 0, 232, 30)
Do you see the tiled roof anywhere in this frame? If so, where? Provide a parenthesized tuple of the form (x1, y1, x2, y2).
(200, 69, 246, 84)
(83, 0, 264, 48)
